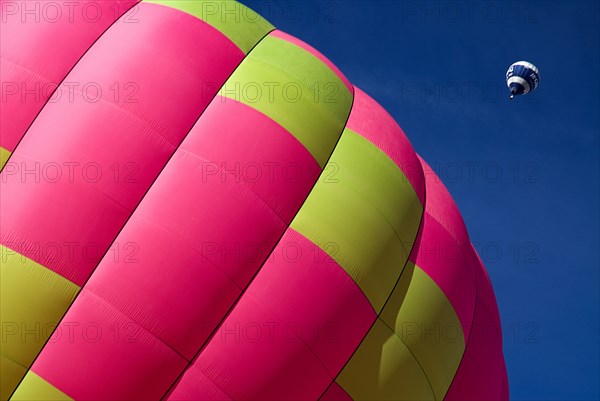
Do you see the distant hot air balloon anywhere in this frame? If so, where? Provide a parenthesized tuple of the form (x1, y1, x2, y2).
(506, 61, 540, 99)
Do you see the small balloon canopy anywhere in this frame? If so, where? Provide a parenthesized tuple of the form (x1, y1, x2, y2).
(506, 61, 540, 99)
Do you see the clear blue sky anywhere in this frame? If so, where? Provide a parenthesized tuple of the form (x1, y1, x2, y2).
(241, 1, 600, 399)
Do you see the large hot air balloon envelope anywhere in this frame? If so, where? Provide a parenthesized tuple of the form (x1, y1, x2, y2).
(0, 1, 508, 400)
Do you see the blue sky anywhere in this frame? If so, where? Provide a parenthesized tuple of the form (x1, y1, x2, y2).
(242, 1, 600, 399)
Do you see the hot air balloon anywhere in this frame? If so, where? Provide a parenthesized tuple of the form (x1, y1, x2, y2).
(506, 61, 540, 99)
(0, 1, 508, 400)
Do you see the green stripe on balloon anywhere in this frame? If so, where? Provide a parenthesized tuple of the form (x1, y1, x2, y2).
(335, 263, 465, 399)
(219, 34, 354, 168)
(11, 371, 73, 401)
(144, 0, 274, 54)
(290, 129, 423, 311)
(337, 317, 435, 400)
(0, 246, 80, 400)
(379, 263, 466, 399)
(0, 147, 10, 170)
